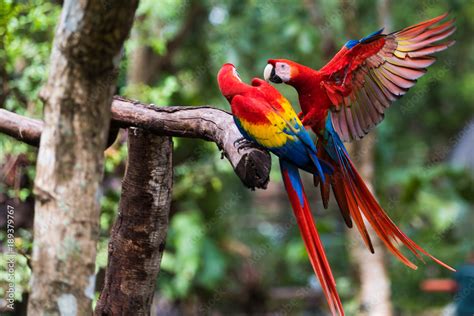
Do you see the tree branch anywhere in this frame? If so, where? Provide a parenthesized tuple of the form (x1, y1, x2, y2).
(0, 110, 43, 146)
(0, 96, 271, 189)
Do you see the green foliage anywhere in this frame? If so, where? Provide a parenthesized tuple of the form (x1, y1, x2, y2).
(159, 210, 227, 299)
(123, 77, 179, 105)
(381, 165, 473, 312)
(160, 211, 205, 298)
(1, 0, 59, 116)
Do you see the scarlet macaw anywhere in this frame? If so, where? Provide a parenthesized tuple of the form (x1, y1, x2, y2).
(263, 14, 455, 272)
(217, 63, 344, 315)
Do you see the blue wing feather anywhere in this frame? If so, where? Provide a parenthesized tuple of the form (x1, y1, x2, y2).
(345, 28, 384, 49)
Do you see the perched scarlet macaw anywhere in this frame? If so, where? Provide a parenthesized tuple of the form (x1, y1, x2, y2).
(218, 63, 344, 315)
(264, 14, 455, 274)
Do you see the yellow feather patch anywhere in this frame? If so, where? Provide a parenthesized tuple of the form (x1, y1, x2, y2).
(238, 97, 305, 149)
(238, 111, 297, 149)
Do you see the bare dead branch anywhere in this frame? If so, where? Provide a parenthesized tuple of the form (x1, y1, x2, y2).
(0, 96, 271, 189)
(0, 110, 43, 146)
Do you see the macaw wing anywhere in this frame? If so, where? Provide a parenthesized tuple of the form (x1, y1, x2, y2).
(232, 94, 324, 176)
(319, 13, 455, 142)
(251, 78, 302, 122)
(251, 78, 320, 152)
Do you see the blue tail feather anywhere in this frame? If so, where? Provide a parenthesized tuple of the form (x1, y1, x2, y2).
(323, 116, 354, 177)
(280, 159, 305, 207)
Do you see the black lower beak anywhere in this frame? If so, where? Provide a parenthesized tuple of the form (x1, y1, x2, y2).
(270, 67, 283, 83)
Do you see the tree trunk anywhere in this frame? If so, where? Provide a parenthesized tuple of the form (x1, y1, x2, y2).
(28, 1, 138, 314)
(341, 1, 393, 315)
(96, 21, 173, 314)
(95, 129, 173, 315)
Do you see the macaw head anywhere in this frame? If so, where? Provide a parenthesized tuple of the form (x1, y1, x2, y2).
(264, 59, 300, 84)
(217, 63, 244, 100)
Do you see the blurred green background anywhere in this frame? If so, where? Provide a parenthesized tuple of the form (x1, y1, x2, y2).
(0, 0, 473, 315)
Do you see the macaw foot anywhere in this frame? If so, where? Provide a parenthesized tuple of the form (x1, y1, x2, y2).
(234, 137, 261, 154)
(233, 137, 248, 147)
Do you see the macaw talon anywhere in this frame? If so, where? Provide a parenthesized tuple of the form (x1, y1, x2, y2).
(236, 139, 260, 154)
(233, 137, 248, 147)
(234, 137, 265, 153)
(237, 138, 266, 154)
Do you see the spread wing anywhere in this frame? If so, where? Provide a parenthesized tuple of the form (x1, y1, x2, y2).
(319, 13, 455, 142)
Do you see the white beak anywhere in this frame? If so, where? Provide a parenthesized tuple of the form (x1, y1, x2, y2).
(263, 64, 273, 81)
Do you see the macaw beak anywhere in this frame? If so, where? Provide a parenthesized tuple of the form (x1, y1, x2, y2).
(263, 64, 282, 83)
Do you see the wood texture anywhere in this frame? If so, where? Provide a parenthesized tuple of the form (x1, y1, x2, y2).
(95, 129, 173, 315)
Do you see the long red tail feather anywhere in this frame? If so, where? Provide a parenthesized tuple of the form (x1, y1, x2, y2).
(281, 160, 344, 316)
(331, 148, 455, 272)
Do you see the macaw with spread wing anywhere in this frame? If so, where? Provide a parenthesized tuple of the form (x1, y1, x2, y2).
(217, 63, 344, 315)
(264, 14, 455, 275)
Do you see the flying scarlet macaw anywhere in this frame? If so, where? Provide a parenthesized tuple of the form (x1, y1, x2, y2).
(217, 63, 344, 315)
(263, 14, 455, 274)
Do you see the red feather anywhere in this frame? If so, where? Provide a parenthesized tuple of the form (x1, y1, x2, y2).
(281, 165, 344, 316)
(326, 146, 455, 272)
(268, 13, 455, 142)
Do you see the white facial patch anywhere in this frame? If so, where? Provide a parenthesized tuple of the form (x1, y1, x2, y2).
(275, 62, 291, 82)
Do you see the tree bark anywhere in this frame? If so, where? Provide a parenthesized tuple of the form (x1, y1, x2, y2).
(95, 128, 173, 315)
(0, 110, 43, 146)
(341, 1, 393, 315)
(28, 1, 139, 314)
(0, 98, 271, 190)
